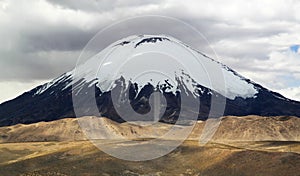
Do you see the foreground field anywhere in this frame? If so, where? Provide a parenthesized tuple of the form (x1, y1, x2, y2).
(0, 116, 299, 176)
(0, 140, 299, 176)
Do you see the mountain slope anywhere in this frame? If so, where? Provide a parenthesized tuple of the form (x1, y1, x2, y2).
(0, 35, 300, 126)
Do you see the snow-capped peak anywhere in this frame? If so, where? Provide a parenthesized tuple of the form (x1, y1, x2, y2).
(36, 34, 258, 100)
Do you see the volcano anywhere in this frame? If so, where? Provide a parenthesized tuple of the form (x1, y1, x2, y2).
(0, 35, 300, 126)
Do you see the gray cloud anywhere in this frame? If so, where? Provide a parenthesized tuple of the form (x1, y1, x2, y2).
(22, 26, 96, 52)
(0, 50, 78, 81)
(46, 0, 162, 12)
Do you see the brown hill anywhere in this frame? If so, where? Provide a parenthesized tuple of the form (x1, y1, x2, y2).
(0, 116, 299, 176)
(0, 115, 299, 143)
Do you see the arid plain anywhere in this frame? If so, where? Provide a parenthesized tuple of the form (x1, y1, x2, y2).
(0, 116, 299, 176)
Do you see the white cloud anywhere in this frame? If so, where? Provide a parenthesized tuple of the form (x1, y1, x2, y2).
(218, 47, 300, 89)
(276, 87, 300, 101)
(0, 80, 49, 104)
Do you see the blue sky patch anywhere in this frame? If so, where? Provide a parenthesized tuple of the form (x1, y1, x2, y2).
(290, 45, 299, 53)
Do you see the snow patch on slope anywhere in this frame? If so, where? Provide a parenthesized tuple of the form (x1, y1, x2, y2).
(34, 72, 72, 95)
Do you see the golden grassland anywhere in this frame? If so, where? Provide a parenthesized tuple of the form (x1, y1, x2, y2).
(0, 115, 299, 176)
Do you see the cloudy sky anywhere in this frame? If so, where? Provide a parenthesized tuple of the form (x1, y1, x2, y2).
(0, 0, 300, 103)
